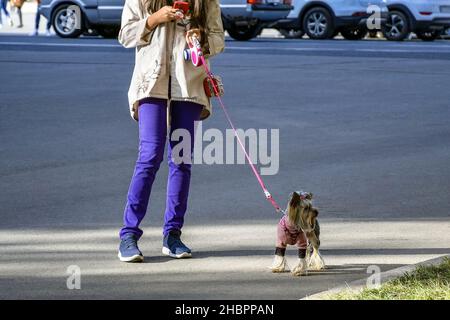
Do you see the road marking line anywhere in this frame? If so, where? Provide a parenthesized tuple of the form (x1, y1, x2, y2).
(355, 48, 449, 53)
(0, 42, 347, 51)
(226, 46, 347, 51)
(1, 41, 450, 54)
(227, 47, 450, 53)
(0, 41, 122, 48)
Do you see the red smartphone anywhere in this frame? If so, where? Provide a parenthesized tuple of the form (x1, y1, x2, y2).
(173, 1, 190, 15)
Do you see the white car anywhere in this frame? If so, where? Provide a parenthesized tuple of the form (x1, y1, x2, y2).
(383, 0, 450, 41)
(275, 0, 389, 40)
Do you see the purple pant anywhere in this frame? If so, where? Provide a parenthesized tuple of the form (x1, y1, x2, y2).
(120, 97, 203, 240)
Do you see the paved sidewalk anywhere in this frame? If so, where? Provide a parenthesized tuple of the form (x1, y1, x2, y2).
(0, 219, 448, 299)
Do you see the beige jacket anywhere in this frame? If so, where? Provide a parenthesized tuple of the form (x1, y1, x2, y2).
(118, 0, 225, 122)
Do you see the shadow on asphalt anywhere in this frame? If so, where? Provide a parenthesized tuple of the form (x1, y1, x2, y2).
(190, 248, 450, 258)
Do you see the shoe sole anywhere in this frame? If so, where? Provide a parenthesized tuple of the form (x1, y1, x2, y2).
(162, 247, 192, 259)
(118, 251, 144, 263)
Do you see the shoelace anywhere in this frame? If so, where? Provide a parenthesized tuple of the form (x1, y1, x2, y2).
(170, 237, 187, 250)
(123, 237, 137, 249)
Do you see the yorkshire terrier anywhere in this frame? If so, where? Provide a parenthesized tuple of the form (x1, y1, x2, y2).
(269, 191, 325, 276)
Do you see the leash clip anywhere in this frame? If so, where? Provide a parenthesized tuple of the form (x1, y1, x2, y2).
(264, 190, 272, 199)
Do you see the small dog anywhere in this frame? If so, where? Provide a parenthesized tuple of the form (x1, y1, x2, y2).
(269, 191, 325, 276)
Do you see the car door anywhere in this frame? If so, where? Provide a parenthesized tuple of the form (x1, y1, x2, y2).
(98, 0, 125, 23)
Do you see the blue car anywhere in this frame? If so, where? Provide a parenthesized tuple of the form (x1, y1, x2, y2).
(40, 0, 123, 38)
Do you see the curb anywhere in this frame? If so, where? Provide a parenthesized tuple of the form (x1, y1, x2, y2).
(301, 254, 450, 300)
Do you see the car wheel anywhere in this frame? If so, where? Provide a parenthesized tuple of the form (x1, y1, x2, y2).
(382, 10, 410, 41)
(416, 30, 440, 41)
(303, 7, 334, 40)
(52, 4, 84, 38)
(227, 24, 260, 41)
(278, 28, 305, 39)
(97, 26, 120, 39)
(341, 27, 368, 40)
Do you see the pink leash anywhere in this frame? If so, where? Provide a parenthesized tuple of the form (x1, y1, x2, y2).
(199, 55, 284, 214)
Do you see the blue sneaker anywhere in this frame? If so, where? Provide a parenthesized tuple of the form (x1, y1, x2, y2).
(162, 230, 192, 258)
(118, 233, 144, 262)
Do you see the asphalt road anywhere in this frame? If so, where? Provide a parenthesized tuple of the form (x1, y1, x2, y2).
(0, 35, 449, 299)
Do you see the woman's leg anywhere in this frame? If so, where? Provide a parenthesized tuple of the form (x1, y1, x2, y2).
(120, 98, 168, 240)
(46, 14, 51, 31)
(17, 7, 23, 27)
(0, 0, 7, 24)
(34, 4, 40, 30)
(1, 0, 8, 16)
(163, 101, 203, 236)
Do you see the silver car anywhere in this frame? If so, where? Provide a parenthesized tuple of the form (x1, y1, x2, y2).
(275, 0, 388, 40)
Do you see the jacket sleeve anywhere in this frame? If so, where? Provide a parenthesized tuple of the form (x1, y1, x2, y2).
(205, 0, 225, 58)
(118, 0, 155, 48)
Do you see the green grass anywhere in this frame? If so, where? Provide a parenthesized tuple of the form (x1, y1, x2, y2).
(331, 257, 450, 300)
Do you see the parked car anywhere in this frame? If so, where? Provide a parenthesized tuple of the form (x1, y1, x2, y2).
(383, 0, 450, 41)
(40, 0, 293, 40)
(275, 0, 389, 40)
(40, 0, 122, 38)
(221, 0, 293, 40)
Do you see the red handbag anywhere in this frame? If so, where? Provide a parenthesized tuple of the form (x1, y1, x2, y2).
(203, 74, 224, 97)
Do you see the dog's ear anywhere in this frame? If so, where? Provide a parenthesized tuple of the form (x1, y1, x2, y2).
(307, 192, 313, 200)
(311, 207, 319, 218)
(290, 191, 301, 207)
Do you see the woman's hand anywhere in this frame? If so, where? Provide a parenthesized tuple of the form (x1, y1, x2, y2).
(186, 28, 201, 46)
(146, 6, 181, 30)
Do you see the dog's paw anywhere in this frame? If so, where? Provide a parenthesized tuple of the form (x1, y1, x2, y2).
(269, 255, 289, 273)
(307, 249, 325, 271)
(291, 258, 307, 276)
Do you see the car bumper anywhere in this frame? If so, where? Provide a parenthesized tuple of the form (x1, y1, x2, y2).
(221, 3, 292, 24)
(274, 17, 299, 29)
(252, 4, 293, 22)
(415, 18, 450, 31)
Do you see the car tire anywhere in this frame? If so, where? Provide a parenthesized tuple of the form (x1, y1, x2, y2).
(416, 30, 440, 41)
(303, 7, 334, 40)
(97, 26, 120, 39)
(226, 24, 260, 41)
(278, 28, 305, 39)
(52, 4, 84, 38)
(341, 27, 368, 40)
(382, 10, 410, 41)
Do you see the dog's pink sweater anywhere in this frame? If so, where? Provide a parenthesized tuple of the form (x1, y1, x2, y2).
(277, 215, 307, 249)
